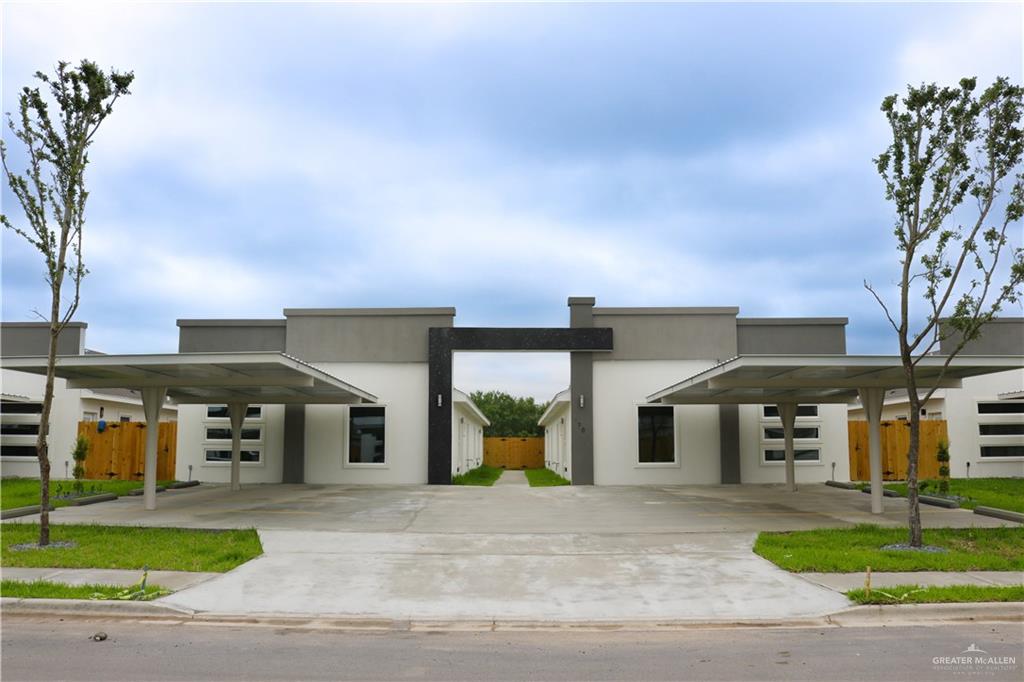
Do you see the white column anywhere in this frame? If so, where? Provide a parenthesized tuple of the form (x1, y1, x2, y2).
(776, 403, 798, 492)
(859, 388, 885, 515)
(141, 387, 167, 511)
(228, 402, 248, 492)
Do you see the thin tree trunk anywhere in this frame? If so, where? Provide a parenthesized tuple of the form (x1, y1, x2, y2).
(904, 370, 924, 548)
(36, 299, 62, 547)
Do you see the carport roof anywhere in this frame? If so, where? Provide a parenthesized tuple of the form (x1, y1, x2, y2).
(1, 352, 377, 405)
(647, 354, 1024, 405)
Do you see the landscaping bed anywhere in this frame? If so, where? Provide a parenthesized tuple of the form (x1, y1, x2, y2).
(0, 579, 168, 601)
(754, 524, 1024, 572)
(1, 524, 262, 572)
(845, 583, 1024, 605)
(452, 465, 503, 486)
(883, 478, 1024, 514)
(1, 478, 177, 511)
(524, 468, 570, 487)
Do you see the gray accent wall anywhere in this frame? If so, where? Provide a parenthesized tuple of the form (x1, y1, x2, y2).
(569, 297, 596, 485)
(177, 320, 286, 353)
(737, 318, 848, 355)
(592, 307, 739, 361)
(1, 322, 87, 357)
(282, 404, 305, 484)
(285, 308, 455, 363)
(939, 318, 1024, 356)
(718, 404, 741, 484)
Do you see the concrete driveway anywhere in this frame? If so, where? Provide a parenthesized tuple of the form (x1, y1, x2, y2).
(13, 483, 1014, 622)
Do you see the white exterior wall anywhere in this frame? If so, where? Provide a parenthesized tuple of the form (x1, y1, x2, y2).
(541, 400, 572, 481)
(305, 362, 428, 484)
(452, 401, 486, 477)
(738, 403, 850, 484)
(80, 395, 177, 424)
(593, 360, 722, 485)
(175, 403, 285, 484)
(944, 371, 1024, 478)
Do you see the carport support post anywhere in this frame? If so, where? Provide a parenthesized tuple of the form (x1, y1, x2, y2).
(858, 388, 885, 515)
(228, 402, 248, 492)
(141, 386, 167, 511)
(776, 403, 797, 492)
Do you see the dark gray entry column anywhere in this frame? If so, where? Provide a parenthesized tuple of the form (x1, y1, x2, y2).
(282, 404, 306, 484)
(569, 297, 596, 485)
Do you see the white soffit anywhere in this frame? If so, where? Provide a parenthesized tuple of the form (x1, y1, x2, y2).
(0, 352, 377, 405)
(647, 355, 1024, 405)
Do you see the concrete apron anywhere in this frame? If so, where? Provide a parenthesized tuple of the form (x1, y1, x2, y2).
(160, 529, 851, 622)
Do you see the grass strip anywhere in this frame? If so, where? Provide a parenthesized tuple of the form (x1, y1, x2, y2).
(846, 583, 1024, 605)
(1, 579, 169, 601)
(883, 478, 1024, 514)
(754, 524, 1024, 572)
(1, 524, 262, 573)
(2, 478, 176, 511)
(452, 465, 503, 486)
(524, 468, 570, 487)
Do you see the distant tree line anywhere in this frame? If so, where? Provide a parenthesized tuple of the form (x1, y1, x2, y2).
(469, 390, 549, 437)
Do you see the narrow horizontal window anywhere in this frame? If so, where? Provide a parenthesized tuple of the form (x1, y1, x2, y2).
(978, 423, 1024, 436)
(979, 445, 1024, 458)
(0, 401, 43, 415)
(0, 444, 38, 457)
(205, 427, 262, 441)
(977, 401, 1024, 415)
(764, 448, 820, 463)
(1, 423, 40, 436)
(638, 405, 675, 464)
(763, 426, 819, 440)
(206, 405, 263, 419)
(204, 449, 261, 463)
(763, 405, 818, 418)
(349, 406, 386, 464)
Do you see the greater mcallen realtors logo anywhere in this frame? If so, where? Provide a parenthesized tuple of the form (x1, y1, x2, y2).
(932, 643, 1019, 675)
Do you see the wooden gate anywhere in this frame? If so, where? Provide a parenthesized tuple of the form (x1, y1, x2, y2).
(77, 421, 177, 481)
(483, 437, 544, 470)
(848, 420, 947, 481)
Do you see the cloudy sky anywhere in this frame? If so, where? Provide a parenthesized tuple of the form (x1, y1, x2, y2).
(2, 2, 1021, 399)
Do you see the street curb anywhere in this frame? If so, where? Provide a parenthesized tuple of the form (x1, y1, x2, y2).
(974, 506, 1024, 524)
(2, 598, 1020, 631)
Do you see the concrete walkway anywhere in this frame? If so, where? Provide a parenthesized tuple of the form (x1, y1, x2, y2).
(494, 470, 528, 486)
(2, 567, 219, 591)
(802, 571, 1023, 591)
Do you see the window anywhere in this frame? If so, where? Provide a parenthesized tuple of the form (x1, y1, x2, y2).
(0, 423, 40, 436)
(206, 405, 263, 419)
(349, 406, 386, 465)
(980, 445, 1024, 458)
(762, 405, 818, 418)
(763, 426, 819, 440)
(0, 401, 43, 414)
(764, 449, 821, 462)
(637, 405, 675, 464)
(82, 411, 98, 422)
(205, 426, 262, 441)
(119, 415, 131, 423)
(978, 401, 1024, 415)
(1, 401, 44, 459)
(979, 423, 1024, 436)
(205, 449, 261, 463)
(0, 444, 37, 457)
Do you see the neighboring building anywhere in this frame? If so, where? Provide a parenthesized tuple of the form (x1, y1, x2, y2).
(452, 389, 489, 477)
(1, 323, 177, 479)
(848, 319, 1024, 479)
(538, 390, 571, 480)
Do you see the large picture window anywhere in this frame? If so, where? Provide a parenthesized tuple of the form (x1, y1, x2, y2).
(637, 405, 675, 464)
(349, 406, 386, 465)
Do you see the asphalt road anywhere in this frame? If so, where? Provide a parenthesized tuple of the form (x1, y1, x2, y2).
(2, 618, 1022, 681)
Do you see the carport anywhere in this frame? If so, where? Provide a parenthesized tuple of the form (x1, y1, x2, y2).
(647, 354, 1022, 514)
(2, 352, 376, 510)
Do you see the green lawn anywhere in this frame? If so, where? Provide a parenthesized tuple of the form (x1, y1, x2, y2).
(884, 478, 1024, 513)
(524, 468, 570, 487)
(1, 478, 176, 511)
(1, 524, 262, 572)
(452, 465, 503, 486)
(846, 583, 1024, 605)
(754, 524, 1024, 572)
(1, 579, 169, 601)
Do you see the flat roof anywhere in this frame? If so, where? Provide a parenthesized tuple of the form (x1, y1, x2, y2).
(1, 352, 377, 405)
(647, 354, 1024, 405)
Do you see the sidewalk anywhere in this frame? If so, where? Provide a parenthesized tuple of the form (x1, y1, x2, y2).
(2, 567, 220, 591)
(494, 470, 528, 486)
(801, 570, 1022, 591)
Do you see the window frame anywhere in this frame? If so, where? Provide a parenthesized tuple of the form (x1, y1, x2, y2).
(759, 403, 823, 466)
(1, 400, 45, 461)
(203, 448, 263, 465)
(201, 404, 266, 468)
(976, 400, 1024, 462)
(344, 404, 389, 469)
(634, 404, 679, 468)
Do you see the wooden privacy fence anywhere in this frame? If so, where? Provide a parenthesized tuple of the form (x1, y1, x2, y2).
(848, 420, 947, 481)
(76, 421, 177, 481)
(484, 436, 544, 470)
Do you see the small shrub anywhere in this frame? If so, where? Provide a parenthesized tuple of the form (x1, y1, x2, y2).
(936, 440, 951, 495)
(71, 436, 90, 494)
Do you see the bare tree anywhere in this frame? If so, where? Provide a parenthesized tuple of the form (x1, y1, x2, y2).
(1, 60, 133, 546)
(866, 77, 1023, 547)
